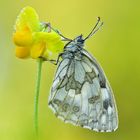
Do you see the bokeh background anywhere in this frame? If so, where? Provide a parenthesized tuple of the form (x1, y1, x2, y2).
(0, 0, 140, 140)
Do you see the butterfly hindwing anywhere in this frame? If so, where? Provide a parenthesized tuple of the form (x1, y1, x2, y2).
(49, 49, 118, 132)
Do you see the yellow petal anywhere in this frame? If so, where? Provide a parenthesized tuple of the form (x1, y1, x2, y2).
(33, 32, 49, 43)
(15, 46, 30, 58)
(34, 31, 64, 53)
(15, 6, 41, 32)
(13, 27, 33, 46)
(47, 39, 64, 53)
(44, 32, 61, 41)
(31, 41, 46, 59)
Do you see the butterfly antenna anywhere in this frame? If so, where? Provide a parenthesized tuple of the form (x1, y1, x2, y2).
(42, 22, 72, 41)
(84, 17, 103, 41)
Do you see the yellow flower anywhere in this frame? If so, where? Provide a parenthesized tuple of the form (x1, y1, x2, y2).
(13, 6, 64, 59)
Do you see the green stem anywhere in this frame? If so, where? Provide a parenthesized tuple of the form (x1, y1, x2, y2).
(34, 58, 43, 136)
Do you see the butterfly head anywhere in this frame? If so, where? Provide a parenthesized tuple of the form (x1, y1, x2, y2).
(64, 35, 85, 52)
(74, 35, 84, 43)
(73, 34, 85, 47)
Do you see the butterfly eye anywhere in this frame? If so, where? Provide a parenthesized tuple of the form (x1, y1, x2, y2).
(75, 35, 83, 42)
(76, 38, 84, 44)
(78, 39, 84, 43)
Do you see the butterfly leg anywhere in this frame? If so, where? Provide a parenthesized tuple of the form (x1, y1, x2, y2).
(41, 22, 72, 41)
(44, 53, 64, 65)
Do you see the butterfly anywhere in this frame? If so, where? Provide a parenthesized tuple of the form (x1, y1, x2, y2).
(47, 17, 118, 132)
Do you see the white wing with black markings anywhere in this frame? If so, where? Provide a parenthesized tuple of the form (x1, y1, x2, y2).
(48, 49, 118, 132)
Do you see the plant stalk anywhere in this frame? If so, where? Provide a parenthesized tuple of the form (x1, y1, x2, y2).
(34, 58, 43, 136)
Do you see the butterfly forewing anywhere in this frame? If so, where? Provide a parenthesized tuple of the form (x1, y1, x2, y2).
(49, 49, 118, 132)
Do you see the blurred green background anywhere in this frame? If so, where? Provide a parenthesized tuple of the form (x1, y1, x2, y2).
(0, 0, 140, 140)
